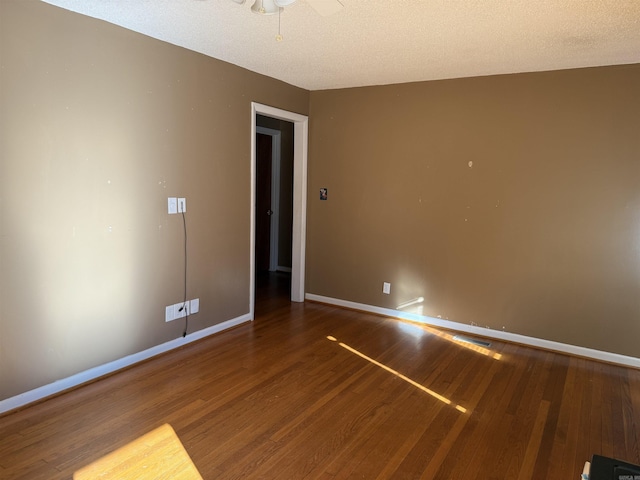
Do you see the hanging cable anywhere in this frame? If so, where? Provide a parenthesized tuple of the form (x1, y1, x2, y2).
(180, 208, 188, 337)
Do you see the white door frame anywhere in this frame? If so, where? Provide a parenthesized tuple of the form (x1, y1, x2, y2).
(250, 103, 308, 317)
(256, 126, 282, 272)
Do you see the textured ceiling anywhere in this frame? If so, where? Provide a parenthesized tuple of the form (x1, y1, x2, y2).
(42, 0, 640, 91)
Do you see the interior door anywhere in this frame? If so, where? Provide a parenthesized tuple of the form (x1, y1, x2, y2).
(255, 133, 273, 273)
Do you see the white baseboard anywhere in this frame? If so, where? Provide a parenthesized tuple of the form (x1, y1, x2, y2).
(305, 293, 640, 369)
(0, 313, 252, 415)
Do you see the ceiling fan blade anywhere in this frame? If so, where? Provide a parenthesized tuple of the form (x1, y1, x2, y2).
(305, 0, 343, 16)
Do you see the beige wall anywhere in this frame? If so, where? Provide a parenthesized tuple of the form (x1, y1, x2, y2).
(2, 0, 639, 404)
(307, 65, 640, 358)
(0, 1, 308, 400)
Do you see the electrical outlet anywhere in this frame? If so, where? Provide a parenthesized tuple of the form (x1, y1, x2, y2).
(166, 299, 198, 323)
(165, 306, 174, 322)
(174, 301, 189, 319)
(383, 282, 391, 294)
(178, 197, 186, 213)
(190, 298, 199, 314)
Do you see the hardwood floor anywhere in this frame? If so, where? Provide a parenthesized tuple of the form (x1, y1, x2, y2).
(1, 274, 639, 479)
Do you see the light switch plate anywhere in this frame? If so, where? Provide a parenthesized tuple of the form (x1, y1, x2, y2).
(383, 282, 391, 294)
(168, 197, 177, 214)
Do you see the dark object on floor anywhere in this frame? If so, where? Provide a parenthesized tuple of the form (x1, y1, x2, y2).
(589, 454, 640, 480)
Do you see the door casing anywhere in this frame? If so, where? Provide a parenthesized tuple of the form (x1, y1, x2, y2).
(250, 103, 308, 317)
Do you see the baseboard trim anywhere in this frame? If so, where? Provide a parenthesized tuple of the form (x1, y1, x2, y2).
(305, 293, 640, 369)
(0, 313, 252, 415)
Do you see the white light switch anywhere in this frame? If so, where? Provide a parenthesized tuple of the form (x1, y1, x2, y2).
(168, 197, 177, 214)
(383, 282, 391, 294)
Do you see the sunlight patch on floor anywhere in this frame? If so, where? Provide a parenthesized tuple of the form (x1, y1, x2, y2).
(326, 336, 467, 413)
(398, 321, 503, 360)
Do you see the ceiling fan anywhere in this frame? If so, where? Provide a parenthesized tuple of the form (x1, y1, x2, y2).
(230, 0, 343, 17)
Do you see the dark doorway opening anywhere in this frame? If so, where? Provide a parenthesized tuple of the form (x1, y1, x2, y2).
(254, 115, 294, 310)
(255, 132, 273, 275)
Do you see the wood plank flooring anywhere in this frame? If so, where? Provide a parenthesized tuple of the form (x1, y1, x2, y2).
(1, 273, 639, 479)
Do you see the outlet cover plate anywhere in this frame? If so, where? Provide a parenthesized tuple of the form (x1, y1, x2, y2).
(174, 302, 188, 319)
(190, 298, 199, 314)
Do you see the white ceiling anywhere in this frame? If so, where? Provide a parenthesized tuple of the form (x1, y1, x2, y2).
(42, 0, 640, 91)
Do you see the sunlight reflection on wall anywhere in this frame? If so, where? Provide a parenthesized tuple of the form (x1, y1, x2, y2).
(393, 268, 428, 316)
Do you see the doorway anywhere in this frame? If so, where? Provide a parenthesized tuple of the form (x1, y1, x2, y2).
(255, 130, 276, 275)
(250, 103, 308, 320)
(255, 124, 286, 275)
